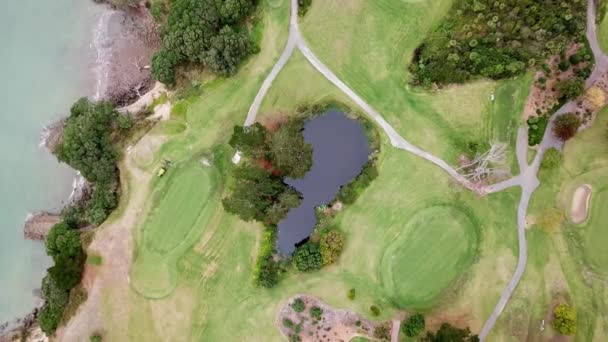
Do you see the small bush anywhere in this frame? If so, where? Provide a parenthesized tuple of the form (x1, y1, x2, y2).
(403, 313, 425, 337)
(320, 230, 344, 265)
(291, 298, 306, 313)
(527, 116, 549, 146)
(347, 288, 356, 300)
(283, 318, 294, 328)
(310, 306, 323, 320)
(374, 324, 391, 340)
(370, 305, 381, 317)
(90, 333, 103, 342)
(553, 304, 577, 335)
(541, 148, 562, 169)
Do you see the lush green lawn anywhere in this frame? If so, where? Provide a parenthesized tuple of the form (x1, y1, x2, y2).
(298, 0, 530, 163)
(380, 205, 478, 308)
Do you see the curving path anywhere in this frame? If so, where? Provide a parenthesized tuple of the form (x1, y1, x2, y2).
(479, 0, 605, 339)
(247, 0, 606, 340)
(244, 0, 481, 193)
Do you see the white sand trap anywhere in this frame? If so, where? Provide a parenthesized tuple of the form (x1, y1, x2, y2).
(571, 184, 592, 224)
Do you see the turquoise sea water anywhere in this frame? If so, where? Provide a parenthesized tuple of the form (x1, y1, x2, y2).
(0, 0, 103, 323)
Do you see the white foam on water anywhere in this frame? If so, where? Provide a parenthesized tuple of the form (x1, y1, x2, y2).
(92, 10, 116, 101)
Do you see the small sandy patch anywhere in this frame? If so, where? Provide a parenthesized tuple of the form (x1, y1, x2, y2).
(571, 184, 592, 224)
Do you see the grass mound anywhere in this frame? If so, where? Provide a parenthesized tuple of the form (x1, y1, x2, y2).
(131, 161, 220, 298)
(380, 205, 478, 308)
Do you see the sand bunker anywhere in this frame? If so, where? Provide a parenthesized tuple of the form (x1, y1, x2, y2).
(571, 184, 592, 224)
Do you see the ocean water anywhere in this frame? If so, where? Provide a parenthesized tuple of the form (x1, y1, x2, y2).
(0, 0, 104, 323)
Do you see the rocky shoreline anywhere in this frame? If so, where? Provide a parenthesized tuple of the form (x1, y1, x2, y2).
(3, 1, 160, 340)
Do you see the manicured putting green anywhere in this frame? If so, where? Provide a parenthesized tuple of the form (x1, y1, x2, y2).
(144, 163, 214, 254)
(585, 189, 608, 274)
(381, 205, 478, 308)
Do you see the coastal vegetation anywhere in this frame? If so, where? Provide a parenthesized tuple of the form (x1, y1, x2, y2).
(409, 0, 588, 87)
(151, 0, 260, 85)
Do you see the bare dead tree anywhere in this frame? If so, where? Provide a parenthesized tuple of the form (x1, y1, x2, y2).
(456, 142, 510, 183)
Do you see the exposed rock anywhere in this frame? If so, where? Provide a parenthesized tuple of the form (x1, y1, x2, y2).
(0, 302, 44, 342)
(23, 212, 61, 240)
(39, 119, 65, 153)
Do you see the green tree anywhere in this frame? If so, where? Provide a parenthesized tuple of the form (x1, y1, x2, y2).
(553, 113, 581, 141)
(265, 189, 302, 224)
(270, 120, 313, 178)
(403, 313, 426, 337)
(38, 275, 69, 334)
(151, 49, 178, 85)
(553, 304, 577, 335)
(229, 123, 268, 159)
(203, 26, 253, 76)
(222, 163, 289, 222)
(370, 305, 381, 317)
(347, 288, 356, 300)
(319, 230, 344, 265)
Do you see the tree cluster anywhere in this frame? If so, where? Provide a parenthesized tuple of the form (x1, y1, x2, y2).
(223, 120, 312, 225)
(409, 0, 588, 87)
(56, 98, 128, 225)
(151, 0, 259, 85)
(38, 222, 85, 334)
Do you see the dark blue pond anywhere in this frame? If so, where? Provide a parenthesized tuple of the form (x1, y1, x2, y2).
(277, 110, 371, 254)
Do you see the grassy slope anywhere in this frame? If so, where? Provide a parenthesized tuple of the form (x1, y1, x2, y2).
(298, 0, 531, 165)
(599, 8, 608, 53)
(487, 109, 608, 341)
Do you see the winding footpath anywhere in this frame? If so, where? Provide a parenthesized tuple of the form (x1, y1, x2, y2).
(245, 0, 607, 340)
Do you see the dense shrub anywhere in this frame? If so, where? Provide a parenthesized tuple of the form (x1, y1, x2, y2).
(557, 78, 585, 100)
(151, 49, 178, 86)
(370, 305, 381, 317)
(151, 0, 257, 83)
(374, 324, 391, 340)
(291, 298, 306, 313)
(293, 242, 323, 272)
(319, 230, 344, 265)
(424, 323, 479, 342)
(38, 275, 69, 334)
(403, 313, 426, 337)
(310, 306, 323, 320)
(253, 227, 279, 288)
(527, 116, 549, 146)
(553, 304, 577, 335)
(337, 161, 378, 204)
(541, 148, 562, 169)
(553, 113, 582, 141)
(409, 0, 587, 86)
(90, 334, 103, 342)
